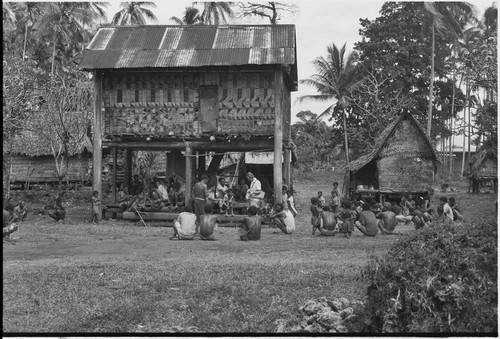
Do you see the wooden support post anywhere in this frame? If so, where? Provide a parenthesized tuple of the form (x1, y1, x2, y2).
(273, 70, 283, 205)
(113, 147, 117, 204)
(124, 148, 133, 191)
(92, 71, 103, 222)
(185, 143, 193, 204)
(197, 151, 206, 173)
(284, 145, 291, 189)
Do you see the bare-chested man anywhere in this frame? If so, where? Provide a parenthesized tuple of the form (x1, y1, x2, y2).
(239, 206, 262, 241)
(198, 204, 220, 241)
(318, 205, 337, 236)
(192, 174, 209, 221)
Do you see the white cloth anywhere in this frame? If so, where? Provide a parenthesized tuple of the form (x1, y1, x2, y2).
(157, 184, 169, 201)
(282, 209, 295, 234)
(175, 212, 197, 239)
(246, 178, 263, 202)
(443, 203, 454, 220)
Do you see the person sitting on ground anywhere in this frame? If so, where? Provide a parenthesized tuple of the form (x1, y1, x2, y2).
(391, 201, 413, 224)
(146, 183, 162, 210)
(48, 196, 66, 222)
(198, 204, 221, 241)
(399, 194, 411, 216)
(239, 206, 262, 241)
(439, 196, 454, 222)
(409, 207, 430, 230)
(118, 186, 133, 211)
(354, 202, 378, 237)
(407, 193, 417, 209)
(245, 172, 265, 209)
(338, 200, 356, 238)
(269, 203, 295, 234)
(169, 181, 183, 210)
(318, 205, 338, 236)
(129, 174, 144, 196)
(170, 206, 197, 240)
(369, 199, 381, 214)
(310, 197, 321, 235)
(91, 190, 100, 224)
(155, 180, 170, 205)
(12, 200, 28, 223)
(376, 202, 398, 235)
(317, 191, 326, 208)
(3, 209, 18, 239)
(448, 197, 464, 221)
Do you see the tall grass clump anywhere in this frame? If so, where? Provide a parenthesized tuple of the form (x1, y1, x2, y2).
(362, 221, 497, 333)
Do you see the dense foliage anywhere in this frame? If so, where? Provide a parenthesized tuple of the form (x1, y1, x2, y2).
(362, 221, 497, 333)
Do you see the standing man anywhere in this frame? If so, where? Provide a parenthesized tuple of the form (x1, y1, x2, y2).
(192, 174, 209, 221)
(245, 172, 264, 209)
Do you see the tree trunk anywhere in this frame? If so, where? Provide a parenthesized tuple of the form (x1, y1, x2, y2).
(427, 25, 435, 137)
(342, 108, 349, 165)
(23, 22, 28, 60)
(449, 80, 456, 174)
(51, 35, 57, 74)
(461, 80, 469, 176)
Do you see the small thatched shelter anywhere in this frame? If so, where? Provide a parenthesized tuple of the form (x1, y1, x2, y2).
(467, 148, 497, 193)
(344, 112, 439, 203)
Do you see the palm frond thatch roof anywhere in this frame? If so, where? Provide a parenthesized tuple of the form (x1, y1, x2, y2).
(347, 112, 438, 173)
(468, 147, 497, 176)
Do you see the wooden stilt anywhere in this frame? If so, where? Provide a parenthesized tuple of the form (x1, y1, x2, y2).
(185, 143, 193, 204)
(92, 71, 103, 222)
(113, 147, 117, 203)
(273, 70, 283, 205)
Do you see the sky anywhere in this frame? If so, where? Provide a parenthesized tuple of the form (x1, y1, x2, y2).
(100, 0, 492, 125)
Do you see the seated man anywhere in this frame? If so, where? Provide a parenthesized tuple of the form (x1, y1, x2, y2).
(355, 202, 378, 237)
(170, 206, 197, 240)
(391, 202, 413, 224)
(269, 203, 295, 234)
(12, 200, 28, 222)
(376, 202, 398, 235)
(3, 209, 18, 239)
(198, 204, 221, 241)
(155, 180, 170, 205)
(318, 205, 337, 236)
(48, 196, 66, 222)
(239, 206, 262, 241)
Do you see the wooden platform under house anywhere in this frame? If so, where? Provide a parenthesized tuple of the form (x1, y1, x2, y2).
(79, 24, 298, 221)
(343, 111, 439, 204)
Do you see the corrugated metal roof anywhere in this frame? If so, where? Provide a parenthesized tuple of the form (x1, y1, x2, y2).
(80, 25, 297, 73)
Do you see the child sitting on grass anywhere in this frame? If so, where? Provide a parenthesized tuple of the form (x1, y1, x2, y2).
(269, 203, 295, 234)
(448, 197, 464, 221)
(310, 197, 321, 235)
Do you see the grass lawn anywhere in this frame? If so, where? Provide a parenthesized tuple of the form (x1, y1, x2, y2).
(3, 170, 497, 333)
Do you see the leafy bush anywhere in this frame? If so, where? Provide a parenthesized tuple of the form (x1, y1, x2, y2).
(362, 221, 497, 333)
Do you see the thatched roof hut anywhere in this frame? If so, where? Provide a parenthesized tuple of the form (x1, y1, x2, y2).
(344, 112, 439, 201)
(467, 148, 497, 179)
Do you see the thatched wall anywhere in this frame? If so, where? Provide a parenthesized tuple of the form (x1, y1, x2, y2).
(377, 120, 435, 191)
(102, 71, 285, 137)
(8, 155, 91, 183)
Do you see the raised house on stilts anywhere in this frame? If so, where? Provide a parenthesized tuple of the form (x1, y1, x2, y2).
(80, 25, 298, 220)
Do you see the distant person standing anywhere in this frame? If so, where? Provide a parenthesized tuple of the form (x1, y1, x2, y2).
(310, 197, 321, 235)
(192, 174, 209, 221)
(330, 182, 341, 214)
(91, 190, 100, 224)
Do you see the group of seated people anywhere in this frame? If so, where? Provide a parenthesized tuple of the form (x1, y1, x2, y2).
(117, 173, 186, 212)
(310, 192, 464, 237)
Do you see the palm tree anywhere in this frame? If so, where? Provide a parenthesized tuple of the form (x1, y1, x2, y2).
(35, 2, 107, 74)
(297, 43, 359, 164)
(194, 2, 234, 25)
(111, 2, 157, 25)
(169, 6, 202, 25)
(422, 2, 475, 137)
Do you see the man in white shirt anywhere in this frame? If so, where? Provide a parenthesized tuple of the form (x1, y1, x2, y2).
(269, 203, 295, 234)
(439, 196, 454, 221)
(245, 172, 264, 208)
(170, 206, 197, 240)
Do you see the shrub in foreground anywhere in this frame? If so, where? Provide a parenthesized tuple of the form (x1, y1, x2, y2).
(362, 221, 497, 333)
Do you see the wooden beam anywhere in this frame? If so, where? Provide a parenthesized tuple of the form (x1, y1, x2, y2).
(185, 143, 193, 203)
(274, 70, 283, 205)
(124, 149, 133, 191)
(113, 147, 117, 204)
(102, 139, 274, 151)
(92, 71, 103, 222)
